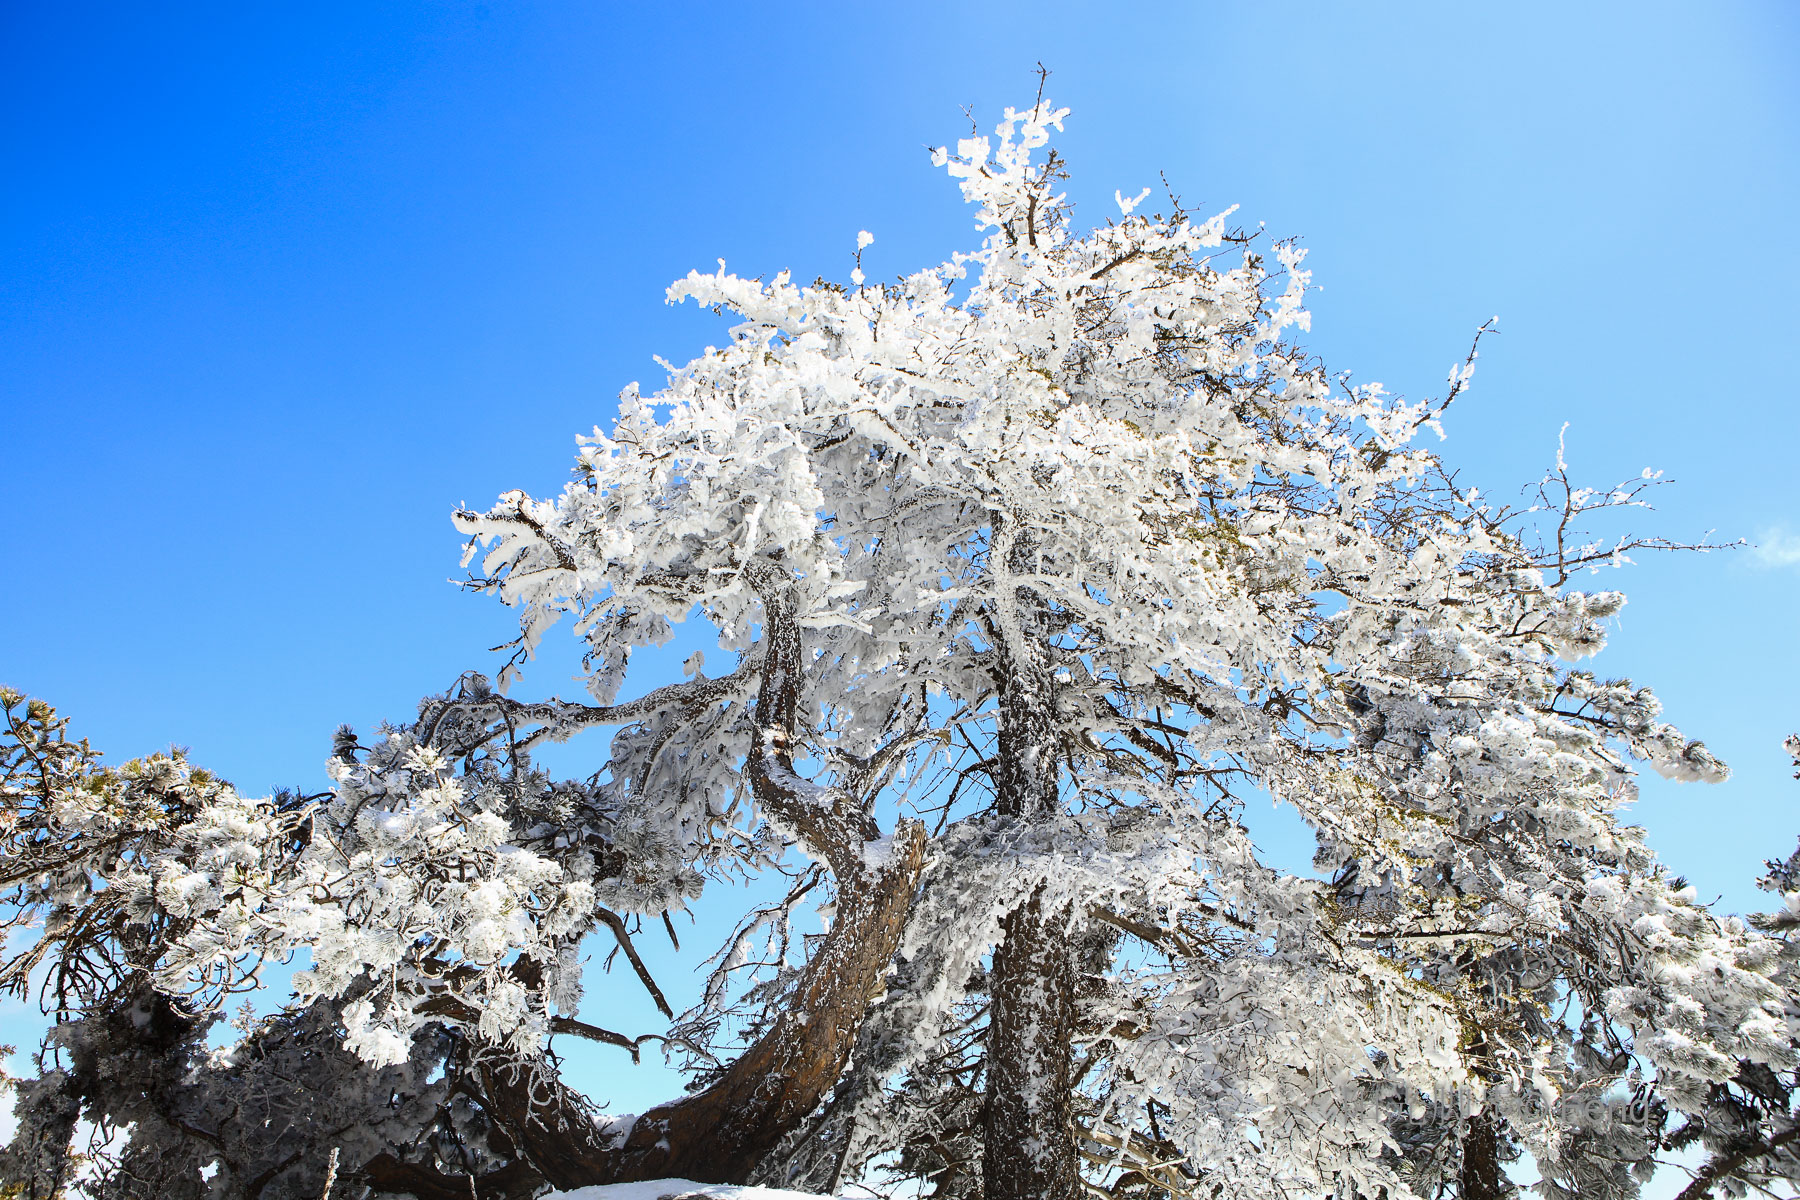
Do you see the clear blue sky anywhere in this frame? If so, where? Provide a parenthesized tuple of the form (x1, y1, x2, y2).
(3, 2, 1797, 1187)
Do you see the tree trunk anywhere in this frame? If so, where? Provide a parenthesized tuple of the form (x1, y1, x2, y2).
(981, 601, 1081, 1200)
(1459, 1114, 1508, 1200)
(389, 563, 929, 1196)
(984, 882, 1080, 1200)
(446, 820, 929, 1197)
(604, 821, 927, 1184)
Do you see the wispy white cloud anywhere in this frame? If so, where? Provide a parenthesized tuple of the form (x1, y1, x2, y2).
(1751, 526, 1800, 568)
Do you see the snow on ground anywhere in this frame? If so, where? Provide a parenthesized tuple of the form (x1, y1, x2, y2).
(545, 1182, 826, 1200)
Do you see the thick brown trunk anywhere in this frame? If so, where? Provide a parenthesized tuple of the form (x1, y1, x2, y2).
(393, 563, 928, 1195)
(1459, 1114, 1507, 1200)
(983, 883, 1080, 1200)
(454, 820, 927, 1194)
(981, 602, 1081, 1200)
(606, 821, 927, 1183)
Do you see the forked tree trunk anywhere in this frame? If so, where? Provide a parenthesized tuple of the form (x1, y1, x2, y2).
(982, 618, 1082, 1200)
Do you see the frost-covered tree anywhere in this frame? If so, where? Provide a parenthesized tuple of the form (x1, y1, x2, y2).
(0, 691, 473, 1200)
(1647, 735, 1800, 1200)
(3, 98, 1794, 1200)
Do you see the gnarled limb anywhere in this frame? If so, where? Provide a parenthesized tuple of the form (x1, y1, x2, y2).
(404, 559, 931, 1192)
(458, 820, 928, 1191)
(606, 819, 927, 1183)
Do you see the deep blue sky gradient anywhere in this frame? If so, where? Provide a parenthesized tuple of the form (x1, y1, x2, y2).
(3, 2, 1798, 1184)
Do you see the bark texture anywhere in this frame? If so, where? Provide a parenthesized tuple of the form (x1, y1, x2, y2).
(1459, 1115, 1508, 1200)
(981, 605, 1082, 1200)
(613, 828, 925, 1182)
(375, 563, 928, 1195)
(984, 882, 1080, 1200)
(452, 824, 926, 1191)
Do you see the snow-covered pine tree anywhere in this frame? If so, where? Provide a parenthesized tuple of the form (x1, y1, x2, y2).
(1, 99, 1791, 1200)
